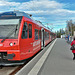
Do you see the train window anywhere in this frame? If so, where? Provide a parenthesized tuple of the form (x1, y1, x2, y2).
(29, 24, 32, 38)
(45, 31, 49, 40)
(44, 31, 46, 40)
(22, 22, 28, 39)
(39, 30, 41, 39)
(35, 29, 38, 40)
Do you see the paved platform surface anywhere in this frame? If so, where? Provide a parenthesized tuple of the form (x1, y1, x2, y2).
(16, 39, 55, 75)
(39, 38, 75, 75)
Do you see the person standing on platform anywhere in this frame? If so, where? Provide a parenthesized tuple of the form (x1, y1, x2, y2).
(71, 37, 75, 60)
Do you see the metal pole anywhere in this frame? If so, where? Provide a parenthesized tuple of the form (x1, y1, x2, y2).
(70, 20, 72, 36)
(71, 24, 72, 36)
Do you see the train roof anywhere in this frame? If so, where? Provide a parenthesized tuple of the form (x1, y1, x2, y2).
(34, 21, 56, 34)
(0, 11, 55, 34)
(0, 11, 31, 19)
(33, 20, 52, 32)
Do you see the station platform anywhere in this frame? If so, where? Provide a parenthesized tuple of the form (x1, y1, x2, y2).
(16, 38, 75, 75)
(39, 38, 75, 75)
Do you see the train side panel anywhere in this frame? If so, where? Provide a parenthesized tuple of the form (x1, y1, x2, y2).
(32, 23, 41, 54)
(19, 17, 41, 60)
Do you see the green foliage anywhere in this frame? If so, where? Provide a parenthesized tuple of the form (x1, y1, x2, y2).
(66, 20, 75, 36)
(56, 29, 65, 38)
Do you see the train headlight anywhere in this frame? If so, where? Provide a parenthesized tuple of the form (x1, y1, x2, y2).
(10, 43, 13, 46)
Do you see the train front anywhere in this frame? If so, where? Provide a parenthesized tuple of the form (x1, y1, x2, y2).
(0, 13, 23, 66)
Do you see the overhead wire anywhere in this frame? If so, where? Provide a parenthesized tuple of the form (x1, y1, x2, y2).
(24, 0, 64, 31)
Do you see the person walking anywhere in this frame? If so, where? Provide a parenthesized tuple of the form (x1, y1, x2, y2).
(71, 37, 75, 60)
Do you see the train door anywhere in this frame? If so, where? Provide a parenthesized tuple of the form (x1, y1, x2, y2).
(20, 21, 33, 60)
(41, 28, 44, 49)
(28, 23, 33, 52)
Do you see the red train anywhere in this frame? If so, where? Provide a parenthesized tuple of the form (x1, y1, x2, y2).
(0, 11, 56, 66)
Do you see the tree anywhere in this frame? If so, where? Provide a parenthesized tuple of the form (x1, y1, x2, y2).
(56, 29, 65, 38)
(66, 20, 75, 36)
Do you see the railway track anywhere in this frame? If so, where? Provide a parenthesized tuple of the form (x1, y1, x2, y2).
(0, 66, 18, 75)
(0, 61, 29, 75)
(0, 58, 31, 75)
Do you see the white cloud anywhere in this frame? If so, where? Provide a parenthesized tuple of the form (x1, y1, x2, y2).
(0, 1, 20, 6)
(14, 0, 75, 17)
(0, 0, 75, 31)
(0, 0, 74, 16)
(17, 1, 63, 10)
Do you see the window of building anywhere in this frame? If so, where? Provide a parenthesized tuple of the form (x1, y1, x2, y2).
(29, 24, 32, 38)
(35, 29, 38, 40)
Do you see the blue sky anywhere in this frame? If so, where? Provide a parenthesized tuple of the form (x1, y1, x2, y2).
(0, 0, 75, 32)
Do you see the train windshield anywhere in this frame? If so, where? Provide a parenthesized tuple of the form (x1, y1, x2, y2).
(0, 19, 20, 39)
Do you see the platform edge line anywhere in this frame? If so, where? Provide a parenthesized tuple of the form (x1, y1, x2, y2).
(28, 39, 57, 75)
